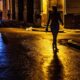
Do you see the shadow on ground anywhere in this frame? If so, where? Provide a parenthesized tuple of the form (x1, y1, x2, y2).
(48, 50, 64, 80)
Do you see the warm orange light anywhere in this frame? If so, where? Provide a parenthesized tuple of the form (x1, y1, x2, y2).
(42, 0, 48, 14)
(0, 0, 3, 10)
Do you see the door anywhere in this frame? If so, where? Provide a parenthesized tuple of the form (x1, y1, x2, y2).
(18, 0, 23, 21)
(27, 0, 34, 23)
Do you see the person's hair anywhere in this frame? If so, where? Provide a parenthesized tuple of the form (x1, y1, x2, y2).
(52, 6, 57, 11)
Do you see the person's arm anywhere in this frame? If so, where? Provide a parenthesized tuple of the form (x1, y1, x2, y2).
(58, 13, 63, 25)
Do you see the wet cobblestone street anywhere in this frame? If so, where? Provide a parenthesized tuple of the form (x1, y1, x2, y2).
(0, 29, 80, 80)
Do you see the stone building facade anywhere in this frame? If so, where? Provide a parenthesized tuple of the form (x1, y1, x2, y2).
(1, 0, 41, 27)
(1, 0, 64, 27)
(64, 0, 80, 29)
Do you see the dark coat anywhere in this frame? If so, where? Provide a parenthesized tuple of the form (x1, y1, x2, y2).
(47, 11, 63, 33)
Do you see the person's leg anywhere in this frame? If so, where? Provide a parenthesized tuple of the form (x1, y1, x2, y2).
(51, 26, 59, 51)
(53, 33, 57, 48)
(55, 33, 58, 49)
(53, 31, 58, 51)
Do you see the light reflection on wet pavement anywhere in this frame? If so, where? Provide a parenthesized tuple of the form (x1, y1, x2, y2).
(0, 32, 80, 80)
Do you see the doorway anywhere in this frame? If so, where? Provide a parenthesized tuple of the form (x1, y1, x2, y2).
(12, 0, 15, 19)
(18, 0, 23, 21)
(27, 0, 34, 23)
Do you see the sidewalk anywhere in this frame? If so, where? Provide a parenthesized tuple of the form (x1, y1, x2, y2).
(64, 29, 80, 33)
(59, 39, 80, 50)
(63, 29, 80, 49)
(58, 28, 80, 50)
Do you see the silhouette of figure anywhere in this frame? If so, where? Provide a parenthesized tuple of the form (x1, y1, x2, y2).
(46, 6, 63, 51)
(48, 52, 64, 80)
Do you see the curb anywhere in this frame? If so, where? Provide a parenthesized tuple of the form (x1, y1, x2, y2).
(59, 39, 80, 50)
(67, 40, 80, 49)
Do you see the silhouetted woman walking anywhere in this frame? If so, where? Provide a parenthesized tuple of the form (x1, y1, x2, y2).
(46, 6, 63, 51)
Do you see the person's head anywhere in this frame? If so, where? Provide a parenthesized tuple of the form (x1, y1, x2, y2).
(52, 6, 57, 12)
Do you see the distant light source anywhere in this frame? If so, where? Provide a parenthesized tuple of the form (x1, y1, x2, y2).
(26, 27, 32, 31)
(42, 0, 48, 14)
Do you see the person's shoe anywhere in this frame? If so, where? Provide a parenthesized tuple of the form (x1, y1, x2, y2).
(56, 48, 59, 52)
(53, 47, 59, 52)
